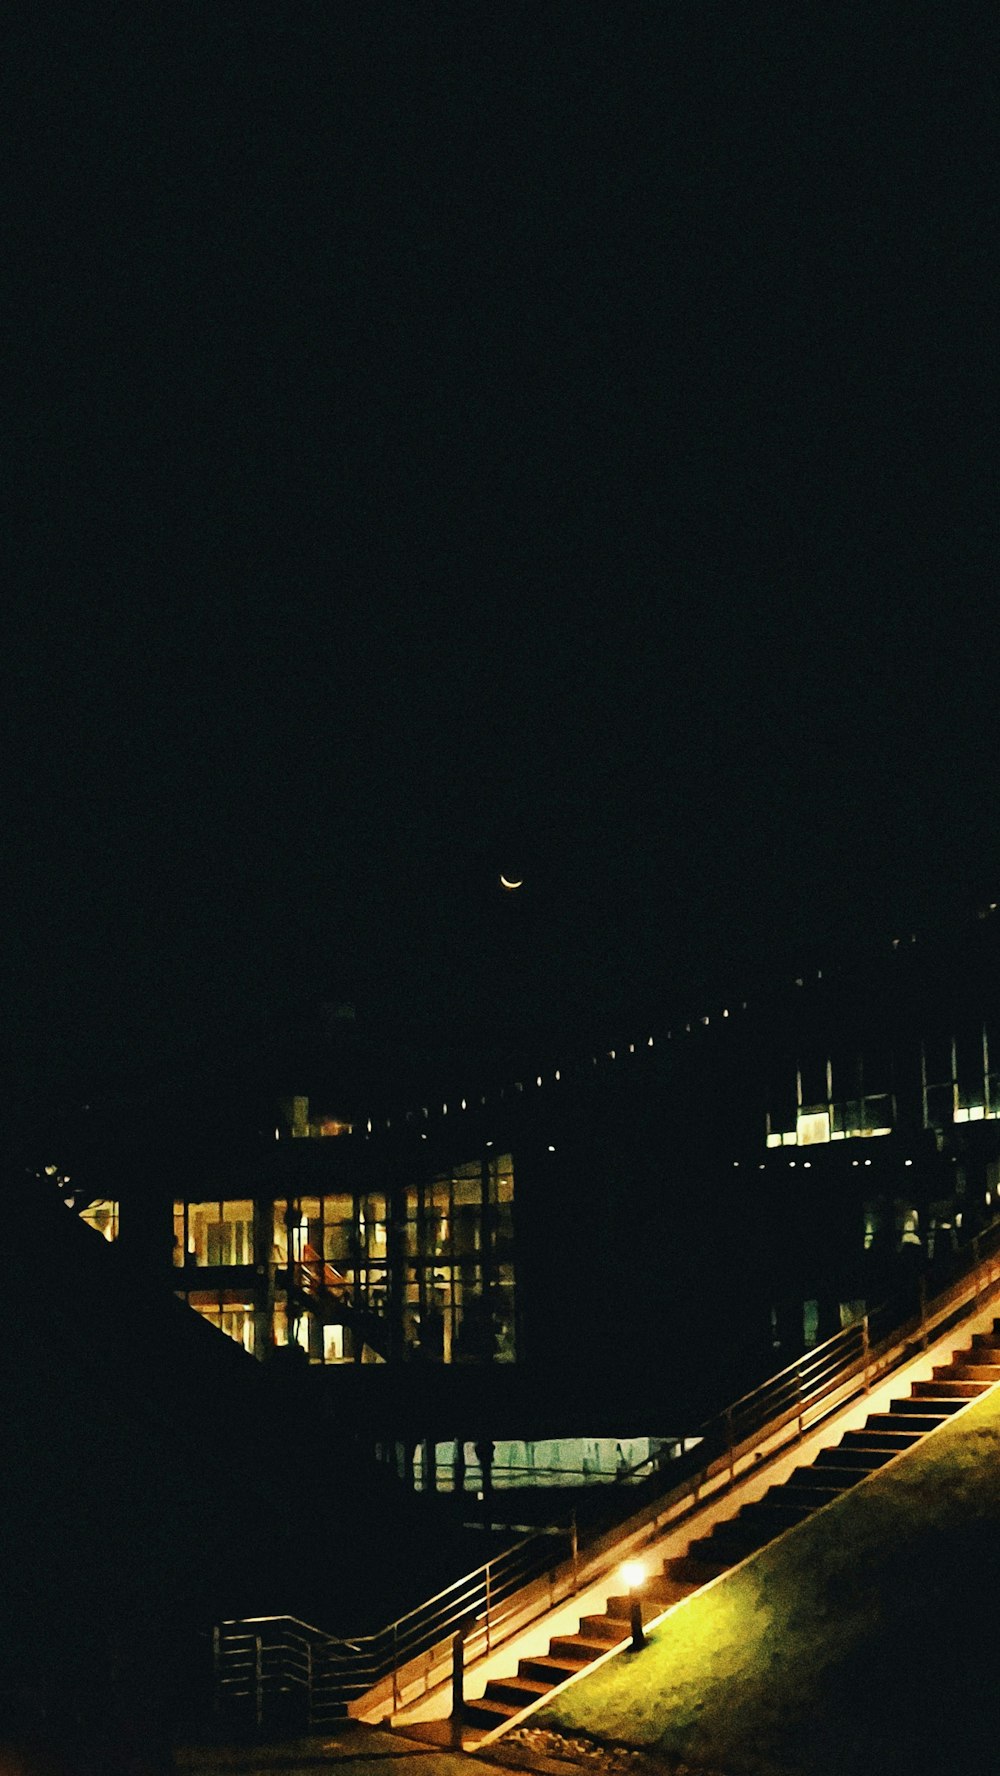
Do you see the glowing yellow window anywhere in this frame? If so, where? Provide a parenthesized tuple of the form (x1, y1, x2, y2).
(797, 1111, 831, 1146)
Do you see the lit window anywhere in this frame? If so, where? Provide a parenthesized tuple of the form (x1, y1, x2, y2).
(797, 1111, 831, 1146)
(79, 1200, 118, 1242)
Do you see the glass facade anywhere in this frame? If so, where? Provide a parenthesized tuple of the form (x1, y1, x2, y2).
(170, 1153, 516, 1366)
(766, 1047, 897, 1147)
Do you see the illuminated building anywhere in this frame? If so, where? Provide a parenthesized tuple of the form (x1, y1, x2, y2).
(169, 1123, 516, 1365)
(43, 906, 1000, 1400)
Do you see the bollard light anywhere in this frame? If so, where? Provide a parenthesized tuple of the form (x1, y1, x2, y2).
(619, 1559, 646, 1650)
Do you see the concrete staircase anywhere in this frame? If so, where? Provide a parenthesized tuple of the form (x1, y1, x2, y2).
(462, 1321, 1000, 1731)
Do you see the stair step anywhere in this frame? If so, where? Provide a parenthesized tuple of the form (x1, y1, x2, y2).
(604, 1581, 673, 1618)
(548, 1634, 611, 1663)
(697, 1524, 772, 1561)
(889, 1395, 965, 1416)
(739, 1499, 814, 1527)
(840, 1428, 922, 1450)
(650, 1562, 703, 1605)
(663, 1551, 730, 1584)
(789, 1464, 865, 1492)
(764, 1483, 844, 1511)
(971, 1333, 1000, 1352)
(483, 1675, 554, 1709)
(912, 1378, 987, 1399)
(865, 1412, 944, 1434)
(813, 1446, 896, 1470)
(464, 1695, 523, 1726)
(579, 1614, 627, 1642)
(686, 1534, 743, 1567)
(940, 1363, 1000, 1382)
(519, 1653, 594, 1684)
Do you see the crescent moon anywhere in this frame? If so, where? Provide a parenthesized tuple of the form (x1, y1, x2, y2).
(500, 875, 524, 890)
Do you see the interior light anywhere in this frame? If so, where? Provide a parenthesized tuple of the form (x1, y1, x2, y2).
(548, 1145, 556, 1152)
(555, 1070, 561, 1080)
(905, 1159, 913, 1167)
(619, 1559, 646, 1590)
(647, 1037, 654, 1046)
(803, 1161, 811, 1168)
(864, 1158, 872, 1166)
(461, 1098, 467, 1110)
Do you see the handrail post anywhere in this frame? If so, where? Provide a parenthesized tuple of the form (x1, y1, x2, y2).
(918, 1275, 928, 1350)
(451, 1610, 478, 1725)
(725, 1406, 735, 1482)
(254, 1635, 263, 1731)
(571, 1510, 579, 1592)
(796, 1367, 804, 1438)
(973, 1234, 981, 1299)
(392, 1624, 399, 1714)
(862, 1313, 871, 1393)
(212, 1626, 221, 1721)
(485, 1558, 492, 1652)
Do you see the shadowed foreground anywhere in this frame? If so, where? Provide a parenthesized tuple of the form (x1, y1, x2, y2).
(534, 1380, 1000, 1776)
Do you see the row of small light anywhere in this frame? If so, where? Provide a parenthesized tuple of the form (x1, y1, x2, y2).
(750, 1156, 917, 1170)
(357, 907, 999, 1139)
(361, 1009, 750, 1137)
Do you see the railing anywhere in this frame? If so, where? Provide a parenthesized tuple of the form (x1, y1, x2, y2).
(214, 1214, 1000, 1731)
(214, 1526, 571, 1730)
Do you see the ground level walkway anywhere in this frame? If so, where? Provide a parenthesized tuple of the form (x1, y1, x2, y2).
(175, 1720, 524, 1776)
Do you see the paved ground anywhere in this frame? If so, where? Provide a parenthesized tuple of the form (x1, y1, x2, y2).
(174, 1720, 698, 1776)
(176, 1721, 508, 1776)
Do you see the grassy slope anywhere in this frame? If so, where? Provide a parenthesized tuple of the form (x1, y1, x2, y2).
(535, 1384, 1000, 1776)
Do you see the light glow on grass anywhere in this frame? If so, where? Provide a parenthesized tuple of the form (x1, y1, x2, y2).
(538, 1381, 1000, 1776)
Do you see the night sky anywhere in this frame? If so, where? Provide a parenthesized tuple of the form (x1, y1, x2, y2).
(5, 5, 998, 1091)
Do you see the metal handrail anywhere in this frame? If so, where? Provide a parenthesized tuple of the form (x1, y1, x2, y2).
(215, 1211, 1000, 1729)
(214, 1525, 569, 1725)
